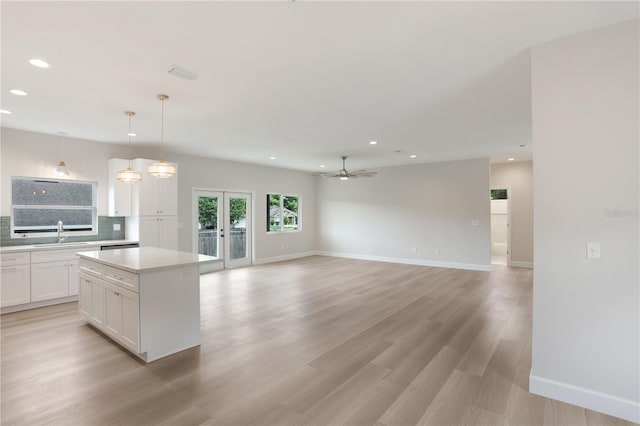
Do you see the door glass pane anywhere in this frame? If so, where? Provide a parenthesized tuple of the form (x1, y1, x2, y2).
(198, 196, 219, 257)
(229, 198, 247, 260)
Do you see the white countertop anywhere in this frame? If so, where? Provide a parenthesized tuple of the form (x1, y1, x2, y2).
(77, 247, 221, 273)
(0, 240, 139, 254)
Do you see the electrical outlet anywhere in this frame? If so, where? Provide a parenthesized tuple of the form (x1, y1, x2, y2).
(412, 247, 417, 253)
(113, 223, 121, 231)
(435, 249, 440, 255)
(471, 220, 480, 226)
(587, 241, 600, 259)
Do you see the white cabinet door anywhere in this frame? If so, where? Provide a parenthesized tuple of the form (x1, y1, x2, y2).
(78, 275, 92, 319)
(90, 279, 104, 327)
(67, 259, 80, 296)
(103, 282, 139, 352)
(158, 174, 178, 215)
(131, 158, 177, 216)
(138, 216, 177, 250)
(108, 158, 133, 217)
(104, 284, 123, 338)
(120, 289, 140, 352)
(1, 265, 31, 307)
(31, 261, 69, 302)
(160, 216, 178, 250)
(138, 216, 161, 248)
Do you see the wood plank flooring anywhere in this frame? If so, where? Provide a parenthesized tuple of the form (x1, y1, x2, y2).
(1, 256, 634, 425)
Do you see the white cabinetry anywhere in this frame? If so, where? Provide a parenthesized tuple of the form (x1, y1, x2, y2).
(131, 158, 178, 216)
(138, 216, 178, 250)
(79, 259, 140, 355)
(128, 158, 178, 250)
(31, 249, 85, 302)
(79, 272, 104, 327)
(104, 282, 139, 352)
(1, 253, 31, 307)
(107, 158, 133, 217)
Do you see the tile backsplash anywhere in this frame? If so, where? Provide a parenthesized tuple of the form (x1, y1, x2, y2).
(0, 216, 126, 246)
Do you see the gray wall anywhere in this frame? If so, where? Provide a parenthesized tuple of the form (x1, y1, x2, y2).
(531, 19, 639, 422)
(316, 158, 491, 270)
(491, 160, 533, 266)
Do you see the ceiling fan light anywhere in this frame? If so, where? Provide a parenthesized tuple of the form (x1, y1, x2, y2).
(147, 160, 176, 178)
(116, 167, 142, 183)
(339, 176, 349, 181)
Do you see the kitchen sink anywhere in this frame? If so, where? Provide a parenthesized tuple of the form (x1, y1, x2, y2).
(32, 242, 96, 248)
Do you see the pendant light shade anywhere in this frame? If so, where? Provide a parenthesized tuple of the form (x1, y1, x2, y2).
(56, 161, 69, 177)
(116, 111, 142, 183)
(148, 94, 176, 178)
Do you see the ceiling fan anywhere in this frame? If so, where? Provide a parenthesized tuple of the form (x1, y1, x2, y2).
(315, 156, 377, 180)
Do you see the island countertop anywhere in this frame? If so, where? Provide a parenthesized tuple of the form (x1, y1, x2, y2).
(77, 247, 220, 273)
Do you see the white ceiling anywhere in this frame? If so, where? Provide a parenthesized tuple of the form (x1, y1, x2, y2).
(1, 2, 637, 172)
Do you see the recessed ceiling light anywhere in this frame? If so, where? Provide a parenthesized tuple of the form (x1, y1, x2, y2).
(0, 109, 12, 114)
(410, 155, 417, 158)
(127, 132, 136, 137)
(29, 59, 49, 68)
(508, 158, 515, 161)
(57, 131, 67, 136)
(519, 144, 526, 148)
(319, 165, 326, 168)
(369, 141, 377, 145)
(10, 89, 27, 96)
(269, 156, 276, 160)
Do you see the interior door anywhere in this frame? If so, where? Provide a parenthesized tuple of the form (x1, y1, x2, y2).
(194, 190, 252, 269)
(223, 192, 252, 269)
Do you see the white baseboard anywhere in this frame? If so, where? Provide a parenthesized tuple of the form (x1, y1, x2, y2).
(253, 251, 316, 265)
(529, 374, 640, 423)
(315, 251, 491, 272)
(510, 261, 533, 269)
(1, 296, 78, 314)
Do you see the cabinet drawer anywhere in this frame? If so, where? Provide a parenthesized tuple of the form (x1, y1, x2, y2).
(31, 249, 84, 264)
(105, 267, 139, 293)
(1, 252, 30, 267)
(79, 260, 106, 277)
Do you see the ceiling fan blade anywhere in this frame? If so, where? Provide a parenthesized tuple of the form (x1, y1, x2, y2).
(312, 173, 340, 177)
(351, 171, 377, 177)
(349, 169, 367, 174)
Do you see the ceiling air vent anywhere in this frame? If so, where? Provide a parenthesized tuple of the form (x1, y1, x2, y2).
(167, 65, 199, 81)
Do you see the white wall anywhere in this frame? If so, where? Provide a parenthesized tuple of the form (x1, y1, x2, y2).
(316, 158, 491, 270)
(491, 160, 533, 266)
(0, 128, 128, 216)
(530, 19, 639, 423)
(1, 128, 316, 262)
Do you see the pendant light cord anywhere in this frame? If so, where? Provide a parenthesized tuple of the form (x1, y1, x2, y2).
(128, 114, 133, 168)
(160, 97, 165, 162)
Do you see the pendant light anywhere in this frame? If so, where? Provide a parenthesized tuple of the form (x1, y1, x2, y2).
(116, 111, 142, 183)
(147, 94, 177, 178)
(55, 132, 69, 177)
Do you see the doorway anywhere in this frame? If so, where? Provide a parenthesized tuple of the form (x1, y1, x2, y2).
(193, 190, 253, 271)
(490, 188, 510, 266)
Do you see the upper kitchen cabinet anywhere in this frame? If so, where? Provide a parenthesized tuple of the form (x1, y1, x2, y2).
(107, 158, 132, 217)
(131, 158, 178, 216)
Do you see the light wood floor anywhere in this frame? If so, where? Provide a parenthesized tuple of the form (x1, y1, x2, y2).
(1, 256, 634, 426)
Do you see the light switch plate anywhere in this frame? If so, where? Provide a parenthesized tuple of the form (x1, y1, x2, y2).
(471, 220, 480, 226)
(113, 223, 121, 231)
(587, 241, 600, 259)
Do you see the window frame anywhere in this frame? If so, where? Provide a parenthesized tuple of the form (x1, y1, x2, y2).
(10, 176, 98, 239)
(266, 193, 301, 233)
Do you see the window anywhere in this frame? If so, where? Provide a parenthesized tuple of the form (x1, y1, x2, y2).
(267, 194, 299, 232)
(11, 177, 97, 238)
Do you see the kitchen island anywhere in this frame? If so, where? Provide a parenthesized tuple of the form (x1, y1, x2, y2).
(77, 247, 220, 362)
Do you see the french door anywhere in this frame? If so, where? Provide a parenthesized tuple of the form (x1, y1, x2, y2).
(193, 190, 252, 270)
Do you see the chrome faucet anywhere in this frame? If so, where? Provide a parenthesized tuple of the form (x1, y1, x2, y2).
(57, 220, 66, 243)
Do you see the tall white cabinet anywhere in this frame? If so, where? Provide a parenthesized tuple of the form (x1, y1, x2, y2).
(109, 158, 178, 250)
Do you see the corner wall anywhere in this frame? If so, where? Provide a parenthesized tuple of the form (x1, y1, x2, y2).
(531, 19, 639, 422)
(316, 158, 491, 270)
(491, 160, 533, 267)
